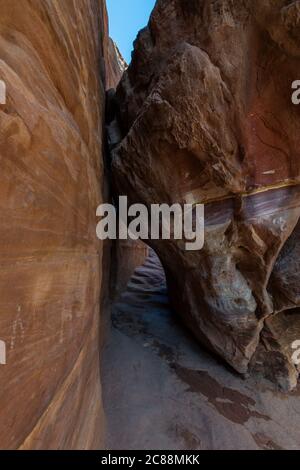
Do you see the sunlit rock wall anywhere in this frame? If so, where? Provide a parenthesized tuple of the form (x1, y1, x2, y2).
(0, 0, 108, 449)
(112, 0, 300, 390)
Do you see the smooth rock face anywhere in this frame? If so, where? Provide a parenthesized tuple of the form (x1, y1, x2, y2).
(105, 39, 127, 90)
(112, 0, 300, 390)
(105, 45, 148, 300)
(0, 0, 108, 449)
(111, 239, 149, 300)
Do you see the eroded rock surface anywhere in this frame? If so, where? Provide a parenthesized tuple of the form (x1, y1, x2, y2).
(105, 39, 127, 90)
(105, 44, 148, 301)
(103, 251, 300, 450)
(0, 0, 109, 449)
(112, 0, 300, 390)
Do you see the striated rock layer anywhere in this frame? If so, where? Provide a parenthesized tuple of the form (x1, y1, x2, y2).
(0, 0, 109, 449)
(105, 38, 127, 91)
(105, 44, 148, 301)
(112, 0, 300, 390)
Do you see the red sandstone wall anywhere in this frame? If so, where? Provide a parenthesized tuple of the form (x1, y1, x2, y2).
(0, 0, 108, 449)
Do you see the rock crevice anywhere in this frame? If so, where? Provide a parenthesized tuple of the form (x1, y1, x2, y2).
(111, 0, 300, 391)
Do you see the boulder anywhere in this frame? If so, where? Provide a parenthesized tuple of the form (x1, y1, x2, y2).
(112, 0, 300, 390)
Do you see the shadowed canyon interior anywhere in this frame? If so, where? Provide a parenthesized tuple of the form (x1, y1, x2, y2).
(111, 0, 300, 391)
(0, 0, 300, 450)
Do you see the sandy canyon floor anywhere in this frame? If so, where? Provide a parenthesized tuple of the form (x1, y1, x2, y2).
(102, 251, 300, 450)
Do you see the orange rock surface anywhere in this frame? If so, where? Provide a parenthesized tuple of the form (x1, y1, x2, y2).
(0, 0, 108, 449)
(112, 0, 300, 390)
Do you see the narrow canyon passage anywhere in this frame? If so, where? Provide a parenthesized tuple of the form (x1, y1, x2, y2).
(102, 250, 300, 450)
(2, 0, 300, 452)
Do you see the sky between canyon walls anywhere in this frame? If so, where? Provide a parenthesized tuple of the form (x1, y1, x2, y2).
(107, 0, 156, 63)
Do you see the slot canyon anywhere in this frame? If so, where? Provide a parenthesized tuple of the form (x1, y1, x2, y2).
(0, 0, 300, 451)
